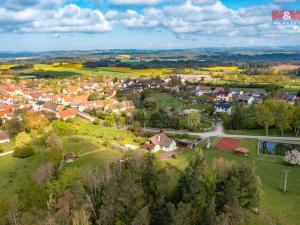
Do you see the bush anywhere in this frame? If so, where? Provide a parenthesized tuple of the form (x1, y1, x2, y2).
(133, 137, 145, 144)
(16, 132, 32, 148)
(13, 145, 35, 158)
(93, 118, 100, 125)
(52, 120, 77, 135)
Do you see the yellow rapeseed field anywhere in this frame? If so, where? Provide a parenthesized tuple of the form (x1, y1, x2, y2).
(202, 66, 239, 72)
(34, 63, 83, 71)
(97, 67, 173, 76)
(0, 64, 17, 70)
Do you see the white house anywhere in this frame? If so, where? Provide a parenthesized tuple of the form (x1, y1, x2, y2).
(143, 133, 177, 152)
(215, 103, 232, 114)
(237, 95, 254, 105)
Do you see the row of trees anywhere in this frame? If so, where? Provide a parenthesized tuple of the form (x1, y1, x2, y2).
(0, 150, 260, 225)
(134, 109, 203, 131)
(223, 100, 300, 136)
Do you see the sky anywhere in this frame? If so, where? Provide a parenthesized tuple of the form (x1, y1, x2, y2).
(0, 0, 300, 51)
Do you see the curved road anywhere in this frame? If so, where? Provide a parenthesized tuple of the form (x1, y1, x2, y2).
(143, 122, 300, 142)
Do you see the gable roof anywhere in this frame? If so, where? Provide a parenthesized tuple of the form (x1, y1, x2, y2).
(149, 133, 174, 148)
(58, 109, 78, 119)
(216, 102, 231, 109)
(43, 102, 60, 112)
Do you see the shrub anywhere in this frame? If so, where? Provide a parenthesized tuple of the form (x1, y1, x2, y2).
(133, 137, 145, 144)
(52, 120, 77, 135)
(13, 145, 35, 158)
(93, 118, 100, 125)
(16, 132, 32, 148)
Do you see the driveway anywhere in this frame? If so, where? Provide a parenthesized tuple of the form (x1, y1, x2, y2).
(0, 150, 14, 157)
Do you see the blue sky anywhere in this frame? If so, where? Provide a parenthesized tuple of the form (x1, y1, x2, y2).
(0, 0, 299, 51)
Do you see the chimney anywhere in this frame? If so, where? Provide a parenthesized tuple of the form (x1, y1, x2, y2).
(158, 134, 161, 142)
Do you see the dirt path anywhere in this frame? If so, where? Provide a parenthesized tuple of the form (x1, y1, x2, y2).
(0, 150, 14, 157)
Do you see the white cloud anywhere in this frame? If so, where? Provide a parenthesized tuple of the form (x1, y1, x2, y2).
(108, 0, 163, 6)
(0, 4, 114, 33)
(120, 9, 162, 28)
(116, 0, 300, 41)
(0, 0, 299, 45)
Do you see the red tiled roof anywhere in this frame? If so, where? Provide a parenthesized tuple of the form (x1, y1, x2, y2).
(58, 109, 78, 119)
(234, 147, 250, 154)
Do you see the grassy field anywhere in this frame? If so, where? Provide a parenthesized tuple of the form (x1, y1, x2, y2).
(164, 138, 300, 225)
(280, 85, 300, 93)
(0, 118, 144, 198)
(73, 118, 145, 146)
(0, 151, 48, 198)
(0, 136, 16, 153)
(149, 91, 205, 111)
(225, 129, 296, 137)
(146, 90, 212, 129)
(201, 66, 240, 72)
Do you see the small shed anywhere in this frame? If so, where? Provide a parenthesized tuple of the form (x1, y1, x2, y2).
(64, 152, 75, 163)
(0, 131, 10, 144)
(178, 139, 196, 149)
(233, 147, 249, 155)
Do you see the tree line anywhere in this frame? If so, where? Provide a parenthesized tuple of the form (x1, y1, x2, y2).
(222, 100, 300, 136)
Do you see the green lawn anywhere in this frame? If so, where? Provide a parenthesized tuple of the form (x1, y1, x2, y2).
(225, 129, 296, 137)
(280, 85, 300, 93)
(0, 151, 48, 198)
(0, 118, 144, 199)
(73, 118, 145, 146)
(0, 136, 16, 152)
(64, 148, 122, 169)
(163, 141, 300, 225)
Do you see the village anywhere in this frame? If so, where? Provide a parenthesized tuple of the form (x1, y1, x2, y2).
(0, 74, 299, 155)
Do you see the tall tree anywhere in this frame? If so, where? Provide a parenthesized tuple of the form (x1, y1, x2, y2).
(255, 100, 276, 136)
(275, 101, 292, 136)
(187, 111, 201, 131)
(293, 105, 300, 136)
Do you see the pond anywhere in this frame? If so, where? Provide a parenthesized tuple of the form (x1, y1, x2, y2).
(259, 141, 300, 156)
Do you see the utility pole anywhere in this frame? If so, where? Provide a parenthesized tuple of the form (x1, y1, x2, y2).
(282, 170, 290, 192)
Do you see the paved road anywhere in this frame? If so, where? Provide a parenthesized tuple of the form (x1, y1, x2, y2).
(143, 122, 300, 142)
(77, 112, 96, 122)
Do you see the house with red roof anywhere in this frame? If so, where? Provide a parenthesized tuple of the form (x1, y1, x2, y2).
(104, 100, 135, 114)
(63, 86, 81, 95)
(143, 132, 177, 152)
(216, 91, 232, 102)
(57, 109, 78, 120)
(104, 87, 116, 97)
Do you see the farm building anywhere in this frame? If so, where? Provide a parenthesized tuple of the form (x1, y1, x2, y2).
(0, 131, 10, 143)
(64, 152, 75, 163)
(177, 139, 197, 149)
